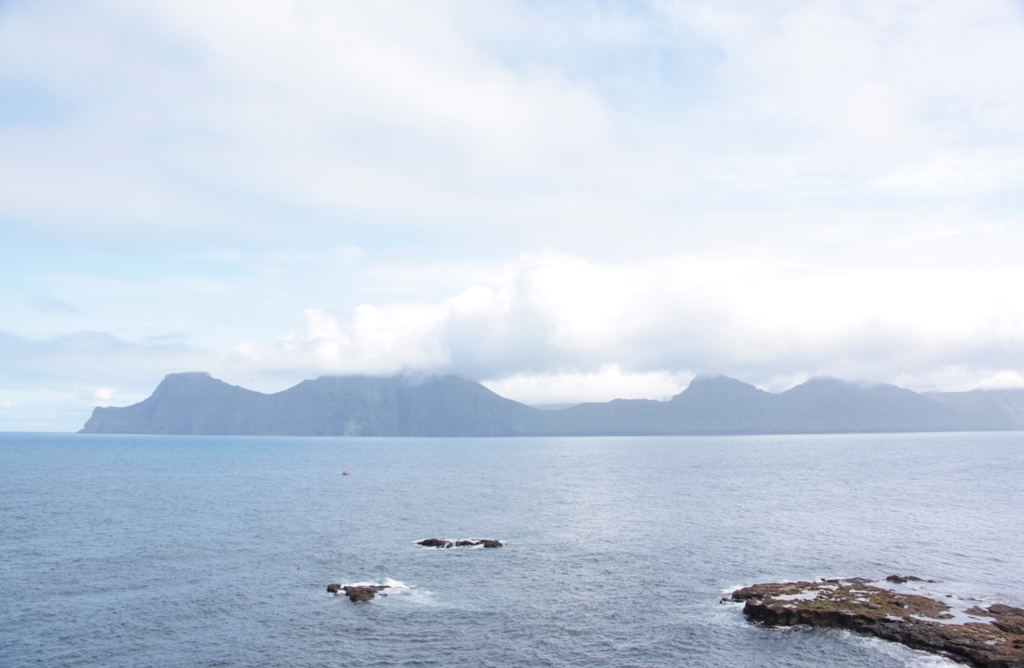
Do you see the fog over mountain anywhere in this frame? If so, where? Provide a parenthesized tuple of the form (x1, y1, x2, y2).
(3, 1, 1024, 430)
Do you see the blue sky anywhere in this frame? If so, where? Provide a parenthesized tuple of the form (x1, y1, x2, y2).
(3, 0, 1024, 429)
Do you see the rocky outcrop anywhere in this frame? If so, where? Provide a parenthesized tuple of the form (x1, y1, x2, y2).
(729, 578, 1024, 667)
(327, 584, 390, 602)
(885, 574, 935, 584)
(416, 538, 503, 548)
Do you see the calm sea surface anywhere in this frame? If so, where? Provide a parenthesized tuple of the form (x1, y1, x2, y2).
(2, 432, 1023, 667)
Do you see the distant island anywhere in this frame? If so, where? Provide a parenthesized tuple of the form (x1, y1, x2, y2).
(79, 372, 1024, 436)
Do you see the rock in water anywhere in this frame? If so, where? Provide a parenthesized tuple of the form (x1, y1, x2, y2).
(885, 574, 934, 584)
(730, 579, 1024, 667)
(340, 585, 389, 602)
(418, 538, 454, 548)
(326, 583, 342, 594)
(416, 538, 503, 548)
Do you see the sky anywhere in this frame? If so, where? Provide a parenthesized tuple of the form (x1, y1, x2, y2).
(2, 0, 1024, 430)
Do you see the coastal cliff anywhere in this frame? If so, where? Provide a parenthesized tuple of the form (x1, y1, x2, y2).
(80, 372, 1017, 436)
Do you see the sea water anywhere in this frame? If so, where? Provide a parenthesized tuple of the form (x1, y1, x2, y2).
(2, 431, 1022, 667)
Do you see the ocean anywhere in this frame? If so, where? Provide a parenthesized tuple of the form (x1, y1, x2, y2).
(2, 431, 1022, 667)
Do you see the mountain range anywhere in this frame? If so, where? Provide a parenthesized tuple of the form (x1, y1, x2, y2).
(80, 372, 1024, 436)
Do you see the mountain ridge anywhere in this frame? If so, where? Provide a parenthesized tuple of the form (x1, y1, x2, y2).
(80, 372, 1024, 436)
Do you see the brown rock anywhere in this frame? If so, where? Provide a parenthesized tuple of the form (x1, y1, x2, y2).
(729, 579, 1024, 667)
(326, 583, 342, 594)
(341, 585, 389, 602)
(990, 604, 1024, 618)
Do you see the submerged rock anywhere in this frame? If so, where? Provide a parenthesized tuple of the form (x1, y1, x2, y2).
(729, 578, 1024, 667)
(885, 574, 936, 584)
(327, 584, 390, 602)
(416, 538, 503, 549)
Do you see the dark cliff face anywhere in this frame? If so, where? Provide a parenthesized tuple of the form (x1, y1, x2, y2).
(81, 373, 539, 436)
(776, 377, 968, 433)
(924, 388, 1024, 430)
(668, 375, 776, 433)
(81, 372, 263, 435)
(80, 372, 1013, 436)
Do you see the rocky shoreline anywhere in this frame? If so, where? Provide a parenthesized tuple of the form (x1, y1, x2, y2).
(729, 577, 1024, 667)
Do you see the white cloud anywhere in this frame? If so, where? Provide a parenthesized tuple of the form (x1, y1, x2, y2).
(5, 1, 1024, 428)
(879, 150, 1024, 195)
(483, 365, 692, 405)
(7, 0, 1024, 247)
(219, 249, 1024, 396)
(976, 371, 1024, 390)
(0, 330, 205, 385)
(4, 244, 1024, 429)
(843, 81, 900, 146)
(661, 0, 1024, 193)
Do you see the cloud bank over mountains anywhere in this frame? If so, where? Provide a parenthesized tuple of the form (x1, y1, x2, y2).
(2, 0, 1024, 428)
(5, 249, 1024, 427)
(248, 250, 1024, 394)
